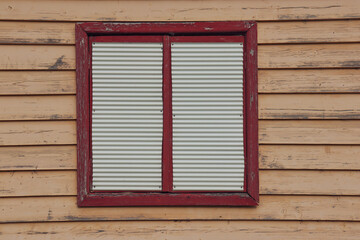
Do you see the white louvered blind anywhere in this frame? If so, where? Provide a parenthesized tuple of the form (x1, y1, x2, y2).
(91, 42, 163, 191)
(172, 42, 244, 191)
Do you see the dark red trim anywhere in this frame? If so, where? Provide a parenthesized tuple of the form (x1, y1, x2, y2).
(76, 21, 258, 207)
(79, 21, 256, 35)
(92, 35, 163, 42)
(171, 35, 244, 42)
(75, 24, 90, 206)
(81, 192, 256, 206)
(162, 35, 173, 192)
(243, 23, 259, 203)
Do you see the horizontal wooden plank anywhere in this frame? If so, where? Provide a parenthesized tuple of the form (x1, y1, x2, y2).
(1, 195, 359, 222)
(2, 20, 360, 45)
(0, 171, 76, 197)
(0, 120, 358, 146)
(259, 94, 360, 119)
(1, 170, 359, 197)
(260, 145, 360, 170)
(2, 44, 359, 70)
(0, 21, 74, 45)
(259, 44, 360, 69)
(0, 95, 76, 121)
(260, 120, 360, 144)
(0, 0, 359, 21)
(258, 69, 360, 93)
(0, 71, 76, 95)
(0, 121, 76, 146)
(2, 94, 359, 121)
(1, 145, 358, 171)
(258, 20, 360, 44)
(260, 170, 360, 195)
(0, 145, 76, 171)
(0, 45, 75, 70)
(1, 221, 360, 240)
(0, 69, 357, 95)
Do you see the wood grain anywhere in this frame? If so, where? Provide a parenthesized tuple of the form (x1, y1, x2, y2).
(259, 94, 360, 119)
(0, 121, 76, 146)
(3, 94, 359, 121)
(0, 0, 359, 21)
(258, 69, 360, 93)
(0, 95, 76, 120)
(0, 120, 358, 146)
(1, 170, 359, 197)
(1, 145, 358, 171)
(258, 20, 360, 44)
(260, 120, 360, 144)
(260, 145, 360, 170)
(0, 145, 76, 171)
(2, 44, 359, 70)
(0, 45, 75, 70)
(0, 71, 76, 95)
(259, 44, 360, 69)
(1, 221, 360, 240)
(1, 195, 359, 222)
(260, 170, 360, 195)
(2, 20, 360, 45)
(0, 171, 76, 197)
(0, 21, 74, 44)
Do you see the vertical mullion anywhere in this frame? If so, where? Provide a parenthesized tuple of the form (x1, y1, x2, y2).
(162, 35, 173, 192)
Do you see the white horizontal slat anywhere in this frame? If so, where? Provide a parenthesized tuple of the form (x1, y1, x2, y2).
(172, 84, 243, 88)
(92, 65, 162, 70)
(93, 169, 161, 173)
(92, 146, 162, 150)
(173, 187, 243, 191)
(93, 177, 160, 181)
(172, 41, 244, 191)
(171, 43, 242, 47)
(93, 160, 161, 164)
(93, 186, 161, 190)
(93, 173, 161, 177)
(92, 42, 163, 191)
(172, 57, 242, 61)
(93, 164, 161, 168)
(172, 75, 242, 79)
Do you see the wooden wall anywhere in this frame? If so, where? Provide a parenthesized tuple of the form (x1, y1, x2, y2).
(0, 0, 360, 239)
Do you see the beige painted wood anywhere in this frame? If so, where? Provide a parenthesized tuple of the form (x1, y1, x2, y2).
(0, 171, 76, 197)
(0, 95, 76, 120)
(0, 45, 75, 70)
(1, 221, 360, 240)
(3, 94, 358, 121)
(260, 120, 360, 144)
(1, 195, 359, 222)
(259, 20, 360, 44)
(0, 121, 76, 146)
(0, 120, 357, 146)
(259, 69, 360, 93)
(3, 44, 359, 70)
(0, 145, 76, 171)
(0, 71, 76, 95)
(0, 0, 359, 21)
(260, 145, 360, 170)
(2, 20, 360, 45)
(259, 94, 360, 119)
(1, 145, 357, 171)
(0, 21, 74, 44)
(259, 44, 360, 69)
(260, 170, 360, 195)
(2, 170, 358, 197)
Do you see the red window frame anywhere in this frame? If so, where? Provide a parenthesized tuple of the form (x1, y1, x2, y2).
(76, 22, 258, 206)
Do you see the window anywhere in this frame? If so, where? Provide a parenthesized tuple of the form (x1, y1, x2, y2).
(76, 22, 258, 206)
